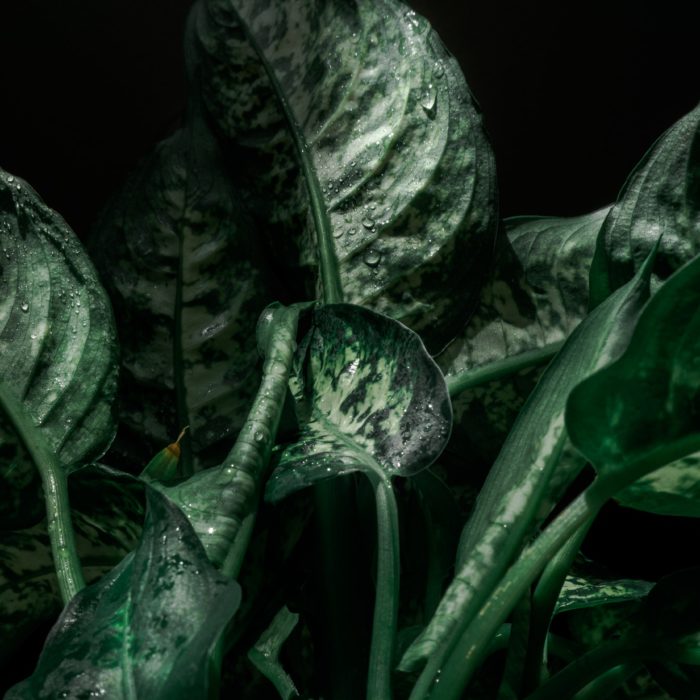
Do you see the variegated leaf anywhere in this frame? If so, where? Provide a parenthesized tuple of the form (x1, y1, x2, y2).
(555, 573, 653, 615)
(0, 168, 118, 523)
(438, 208, 609, 463)
(189, 0, 497, 351)
(590, 102, 700, 307)
(265, 304, 452, 502)
(90, 109, 276, 472)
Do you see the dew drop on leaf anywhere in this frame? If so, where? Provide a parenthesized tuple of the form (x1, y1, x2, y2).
(420, 84, 437, 119)
(362, 216, 375, 229)
(364, 250, 382, 267)
(20, 302, 29, 312)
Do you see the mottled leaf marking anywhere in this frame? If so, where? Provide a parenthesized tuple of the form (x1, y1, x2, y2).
(0, 168, 118, 475)
(190, 0, 497, 350)
(265, 304, 452, 502)
(6, 488, 240, 700)
(555, 574, 654, 615)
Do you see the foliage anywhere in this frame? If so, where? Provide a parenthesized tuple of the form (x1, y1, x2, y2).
(1, 1, 699, 698)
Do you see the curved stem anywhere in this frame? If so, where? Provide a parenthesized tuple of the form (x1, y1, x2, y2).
(365, 473, 401, 700)
(0, 385, 84, 603)
(496, 593, 531, 700)
(523, 515, 595, 692)
(571, 662, 643, 700)
(446, 342, 563, 398)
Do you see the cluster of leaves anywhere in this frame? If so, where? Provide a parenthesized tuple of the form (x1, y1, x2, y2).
(1, 0, 700, 698)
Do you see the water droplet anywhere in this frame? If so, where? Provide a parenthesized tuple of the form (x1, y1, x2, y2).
(364, 250, 381, 267)
(254, 430, 265, 443)
(420, 84, 437, 119)
(362, 216, 375, 229)
(7, 176, 14, 183)
(20, 302, 29, 312)
(347, 227, 357, 236)
(434, 61, 445, 79)
(332, 228, 344, 238)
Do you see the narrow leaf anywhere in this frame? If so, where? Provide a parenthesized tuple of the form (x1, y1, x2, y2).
(7, 487, 241, 700)
(554, 574, 654, 615)
(190, 0, 498, 349)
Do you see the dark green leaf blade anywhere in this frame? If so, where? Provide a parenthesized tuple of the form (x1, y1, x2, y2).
(0, 169, 118, 515)
(6, 487, 241, 700)
(265, 304, 452, 501)
(567, 254, 700, 491)
(590, 102, 700, 306)
(190, 0, 498, 349)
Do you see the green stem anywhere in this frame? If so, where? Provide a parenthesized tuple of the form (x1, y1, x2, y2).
(497, 594, 531, 700)
(366, 473, 401, 700)
(523, 515, 595, 692)
(446, 342, 563, 398)
(0, 386, 85, 603)
(524, 639, 638, 700)
(225, 4, 343, 305)
(220, 512, 256, 579)
(571, 662, 643, 700)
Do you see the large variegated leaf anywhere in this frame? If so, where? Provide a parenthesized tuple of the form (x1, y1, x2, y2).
(590, 102, 700, 306)
(437, 208, 608, 464)
(0, 469, 144, 661)
(265, 304, 452, 502)
(0, 168, 118, 524)
(568, 254, 700, 491)
(90, 108, 276, 472)
(554, 573, 653, 615)
(7, 487, 240, 700)
(400, 251, 654, 672)
(189, 0, 497, 350)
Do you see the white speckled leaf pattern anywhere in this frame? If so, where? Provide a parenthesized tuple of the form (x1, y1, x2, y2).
(0, 168, 118, 522)
(265, 304, 451, 502)
(439, 208, 609, 462)
(590, 102, 700, 305)
(90, 114, 276, 472)
(6, 487, 240, 700)
(555, 573, 653, 615)
(190, 0, 497, 351)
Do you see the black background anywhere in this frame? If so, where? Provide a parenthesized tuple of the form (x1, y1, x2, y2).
(0, 1, 697, 237)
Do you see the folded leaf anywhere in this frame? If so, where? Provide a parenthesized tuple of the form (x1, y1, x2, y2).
(189, 0, 497, 350)
(265, 304, 452, 501)
(6, 487, 241, 700)
(590, 102, 700, 307)
(0, 168, 118, 524)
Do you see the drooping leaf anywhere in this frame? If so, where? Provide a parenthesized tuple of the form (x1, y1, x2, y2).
(567, 254, 700, 491)
(189, 0, 497, 350)
(264, 304, 452, 502)
(248, 605, 300, 700)
(438, 208, 609, 464)
(7, 487, 241, 700)
(554, 573, 653, 615)
(590, 102, 700, 307)
(90, 99, 278, 473)
(0, 468, 144, 662)
(0, 168, 118, 523)
(400, 248, 654, 672)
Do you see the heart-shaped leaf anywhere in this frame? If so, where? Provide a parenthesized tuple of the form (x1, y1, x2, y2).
(189, 0, 497, 350)
(439, 208, 609, 463)
(0, 168, 118, 521)
(567, 253, 700, 490)
(265, 304, 451, 502)
(6, 487, 241, 700)
(590, 102, 700, 307)
(90, 106, 276, 473)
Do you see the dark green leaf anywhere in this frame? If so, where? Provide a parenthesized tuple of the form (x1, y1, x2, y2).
(7, 487, 241, 700)
(554, 574, 653, 615)
(590, 103, 700, 307)
(190, 0, 497, 350)
(567, 254, 700, 490)
(90, 107, 276, 473)
(248, 606, 300, 700)
(0, 168, 118, 523)
(438, 208, 608, 463)
(265, 304, 451, 502)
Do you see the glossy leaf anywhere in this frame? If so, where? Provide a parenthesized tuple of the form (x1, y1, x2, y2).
(554, 574, 653, 615)
(567, 254, 700, 489)
(189, 0, 497, 350)
(0, 168, 118, 518)
(90, 105, 276, 473)
(401, 250, 654, 672)
(7, 487, 241, 700)
(265, 304, 452, 502)
(248, 606, 300, 700)
(590, 102, 700, 307)
(438, 208, 609, 463)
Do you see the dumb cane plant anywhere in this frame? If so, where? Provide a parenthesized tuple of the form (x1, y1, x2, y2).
(1, 1, 699, 698)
